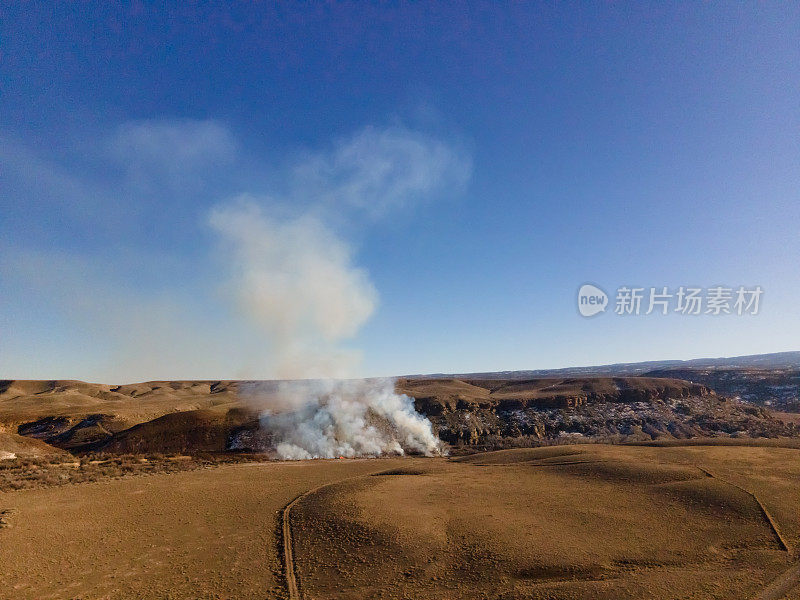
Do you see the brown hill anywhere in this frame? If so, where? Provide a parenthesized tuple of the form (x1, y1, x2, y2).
(0, 379, 240, 429)
(291, 445, 800, 599)
(98, 407, 259, 454)
(0, 430, 69, 460)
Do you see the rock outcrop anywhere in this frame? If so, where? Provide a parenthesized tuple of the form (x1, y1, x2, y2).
(396, 377, 791, 448)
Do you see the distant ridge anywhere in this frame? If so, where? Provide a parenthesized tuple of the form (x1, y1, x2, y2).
(416, 351, 800, 380)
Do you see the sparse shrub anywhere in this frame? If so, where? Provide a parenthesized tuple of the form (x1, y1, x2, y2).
(0, 451, 267, 492)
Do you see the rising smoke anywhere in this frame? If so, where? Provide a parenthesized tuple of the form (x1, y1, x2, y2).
(209, 200, 376, 379)
(246, 378, 443, 459)
(210, 126, 468, 459)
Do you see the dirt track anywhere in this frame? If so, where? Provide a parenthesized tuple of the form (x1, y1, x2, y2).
(694, 467, 799, 600)
(282, 492, 303, 600)
(754, 563, 800, 600)
(280, 474, 382, 600)
(281, 474, 373, 600)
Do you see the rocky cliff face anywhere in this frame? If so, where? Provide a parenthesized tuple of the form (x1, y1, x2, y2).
(399, 377, 711, 413)
(396, 377, 792, 449)
(644, 368, 800, 413)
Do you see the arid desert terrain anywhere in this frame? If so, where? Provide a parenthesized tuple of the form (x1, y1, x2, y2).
(1, 370, 799, 599)
(0, 444, 799, 599)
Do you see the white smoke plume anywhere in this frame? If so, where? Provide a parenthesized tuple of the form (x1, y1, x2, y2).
(209, 200, 376, 379)
(250, 378, 444, 459)
(209, 126, 467, 459)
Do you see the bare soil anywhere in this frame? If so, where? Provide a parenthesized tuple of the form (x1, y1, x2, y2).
(1, 443, 798, 599)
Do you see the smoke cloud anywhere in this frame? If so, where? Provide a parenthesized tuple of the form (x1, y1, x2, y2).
(209, 125, 467, 459)
(209, 200, 376, 379)
(246, 378, 444, 459)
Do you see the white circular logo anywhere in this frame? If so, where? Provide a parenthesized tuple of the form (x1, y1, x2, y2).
(578, 284, 608, 317)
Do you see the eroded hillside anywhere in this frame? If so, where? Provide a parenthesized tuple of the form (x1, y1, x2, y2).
(1, 377, 794, 456)
(397, 377, 791, 448)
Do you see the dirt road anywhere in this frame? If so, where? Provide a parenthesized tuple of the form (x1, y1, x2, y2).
(281, 480, 346, 600)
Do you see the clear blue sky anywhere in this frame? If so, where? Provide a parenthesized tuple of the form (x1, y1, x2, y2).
(1, 3, 799, 382)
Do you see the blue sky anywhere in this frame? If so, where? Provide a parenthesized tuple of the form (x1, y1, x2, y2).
(1, 3, 799, 382)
